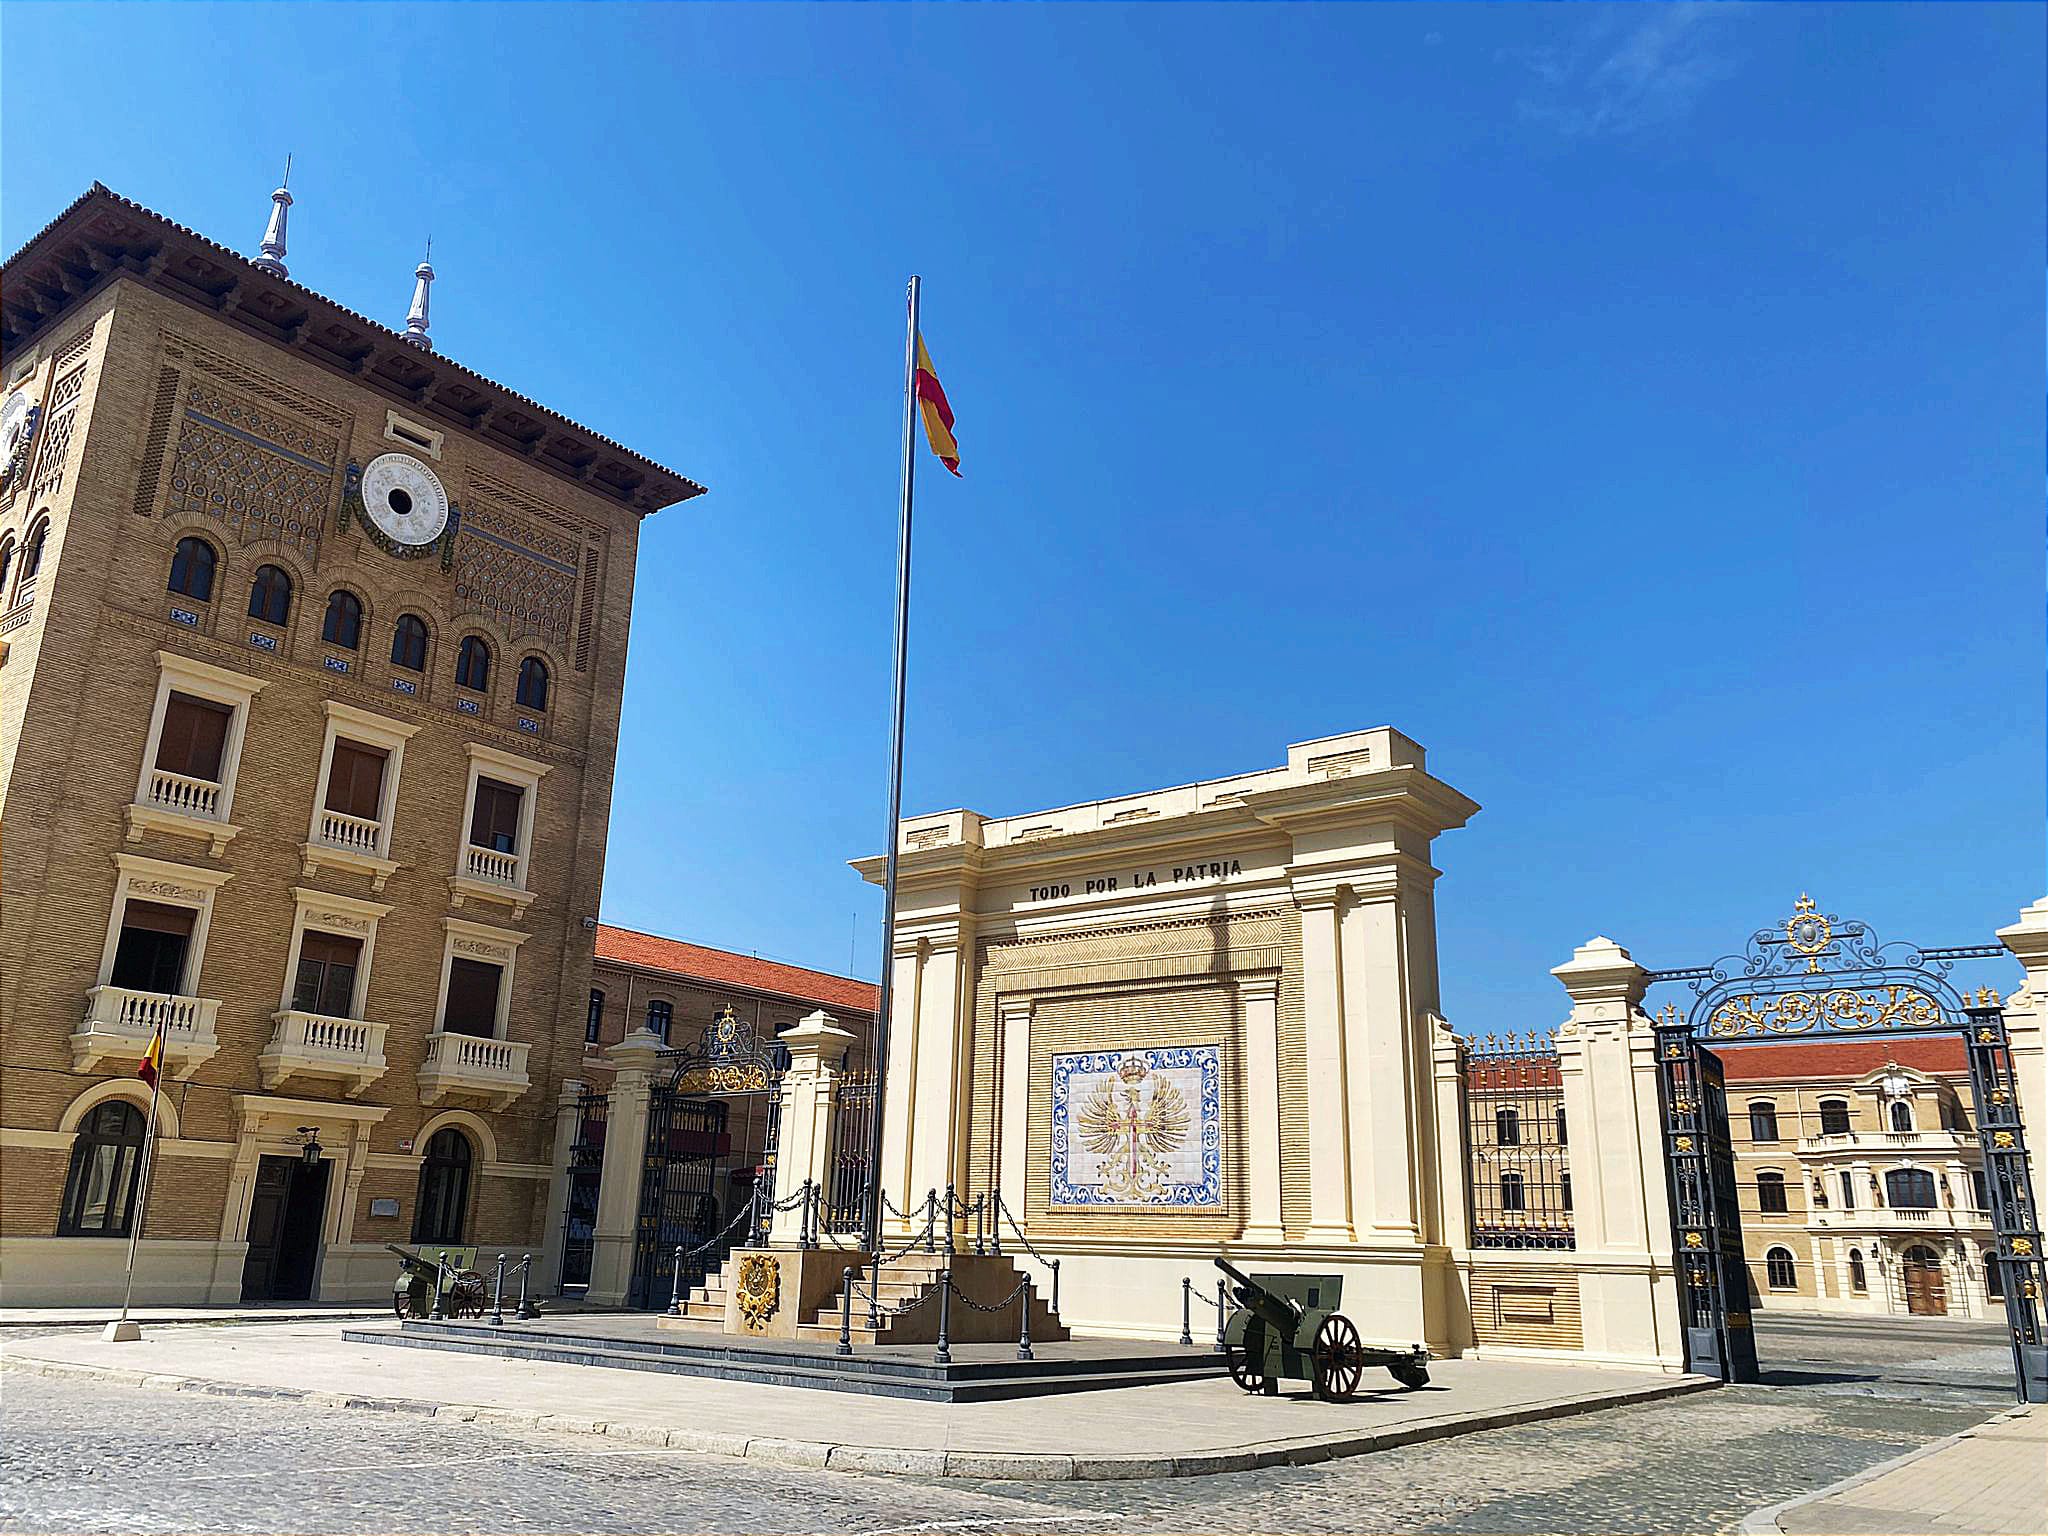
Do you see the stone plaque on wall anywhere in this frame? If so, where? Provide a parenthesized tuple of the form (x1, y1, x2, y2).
(1050, 1045, 1222, 1208)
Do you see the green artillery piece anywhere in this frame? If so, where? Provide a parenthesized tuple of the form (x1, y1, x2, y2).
(386, 1243, 486, 1320)
(1215, 1256, 1431, 1401)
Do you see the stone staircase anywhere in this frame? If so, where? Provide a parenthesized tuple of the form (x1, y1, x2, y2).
(666, 1250, 1068, 1346)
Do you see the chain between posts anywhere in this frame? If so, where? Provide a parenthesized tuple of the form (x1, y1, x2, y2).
(1181, 1274, 1227, 1351)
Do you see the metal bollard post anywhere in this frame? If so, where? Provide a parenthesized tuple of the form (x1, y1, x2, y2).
(944, 1182, 956, 1257)
(988, 1191, 1002, 1256)
(838, 1264, 857, 1357)
(1017, 1274, 1034, 1362)
(925, 1190, 937, 1254)
(516, 1256, 538, 1319)
(668, 1245, 686, 1316)
(867, 1256, 882, 1334)
(934, 1266, 952, 1366)
(434, 1252, 451, 1318)
(1215, 1279, 1227, 1352)
(490, 1254, 506, 1327)
(1051, 1259, 1061, 1318)
(1179, 1277, 1193, 1347)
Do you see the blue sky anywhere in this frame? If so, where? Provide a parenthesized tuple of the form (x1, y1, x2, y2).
(4, 3, 2040, 1031)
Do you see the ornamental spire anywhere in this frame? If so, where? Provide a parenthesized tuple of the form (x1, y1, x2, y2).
(251, 155, 293, 277)
(402, 237, 434, 351)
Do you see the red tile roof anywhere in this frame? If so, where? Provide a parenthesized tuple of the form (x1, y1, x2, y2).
(1716, 1037, 1967, 1082)
(594, 925, 878, 1016)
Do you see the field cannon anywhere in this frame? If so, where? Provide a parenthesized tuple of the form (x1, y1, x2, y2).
(1214, 1257, 1430, 1401)
(386, 1243, 487, 1320)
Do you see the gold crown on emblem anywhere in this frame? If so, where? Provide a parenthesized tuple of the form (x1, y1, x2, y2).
(1115, 1056, 1150, 1083)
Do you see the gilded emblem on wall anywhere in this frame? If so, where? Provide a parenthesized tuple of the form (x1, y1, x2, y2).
(734, 1253, 779, 1330)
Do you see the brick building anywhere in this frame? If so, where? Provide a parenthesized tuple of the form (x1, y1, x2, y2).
(0, 183, 702, 1304)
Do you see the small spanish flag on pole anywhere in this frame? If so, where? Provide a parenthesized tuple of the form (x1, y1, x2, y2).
(913, 333, 961, 476)
(108, 1022, 168, 1340)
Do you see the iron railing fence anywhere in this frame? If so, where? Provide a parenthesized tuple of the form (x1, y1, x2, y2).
(1464, 1030, 1575, 1250)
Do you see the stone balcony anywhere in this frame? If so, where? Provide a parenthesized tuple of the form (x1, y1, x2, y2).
(1812, 1205, 1993, 1233)
(72, 985, 221, 1077)
(447, 844, 533, 918)
(124, 767, 239, 855)
(417, 1029, 530, 1110)
(300, 807, 400, 891)
(258, 1010, 389, 1098)
(1797, 1129, 1976, 1156)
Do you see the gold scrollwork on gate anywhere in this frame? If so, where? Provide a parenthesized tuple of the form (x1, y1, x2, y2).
(673, 1063, 772, 1094)
(1705, 984, 1945, 1039)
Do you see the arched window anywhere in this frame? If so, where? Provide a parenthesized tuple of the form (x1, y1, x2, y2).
(0, 536, 13, 594)
(167, 536, 217, 601)
(1756, 1170, 1789, 1213)
(1765, 1247, 1797, 1290)
(1848, 1249, 1868, 1292)
(1885, 1168, 1938, 1209)
(1819, 1099, 1851, 1136)
(248, 563, 292, 624)
(1985, 1251, 2004, 1298)
(57, 1100, 148, 1237)
(455, 635, 491, 692)
(17, 517, 49, 585)
(645, 998, 673, 1043)
(515, 656, 550, 711)
(586, 988, 605, 1044)
(322, 589, 363, 650)
(390, 613, 428, 672)
(1495, 1107, 1521, 1147)
(412, 1128, 473, 1245)
(1888, 1100, 1915, 1133)
(1499, 1171, 1526, 1212)
(1748, 1102, 1779, 1143)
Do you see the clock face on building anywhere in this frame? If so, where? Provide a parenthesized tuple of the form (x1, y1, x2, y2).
(360, 452, 449, 547)
(0, 387, 36, 461)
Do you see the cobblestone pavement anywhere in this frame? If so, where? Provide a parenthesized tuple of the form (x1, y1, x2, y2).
(0, 1314, 2017, 1534)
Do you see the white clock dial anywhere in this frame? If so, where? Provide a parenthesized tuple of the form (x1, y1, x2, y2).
(0, 388, 34, 460)
(361, 452, 450, 547)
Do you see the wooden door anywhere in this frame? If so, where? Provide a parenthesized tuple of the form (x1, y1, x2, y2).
(239, 1157, 294, 1300)
(1903, 1247, 1947, 1316)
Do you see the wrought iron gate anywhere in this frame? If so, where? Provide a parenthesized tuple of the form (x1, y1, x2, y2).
(628, 1087, 729, 1310)
(557, 1089, 608, 1291)
(1464, 1032, 1575, 1249)
(824, 1069, 876, 1234)
(1647, 897, 2045, 1403)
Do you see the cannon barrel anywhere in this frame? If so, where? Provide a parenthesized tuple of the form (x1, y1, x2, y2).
(1214, 1255, 1302, 1329)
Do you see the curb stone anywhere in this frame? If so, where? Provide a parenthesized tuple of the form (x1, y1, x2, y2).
(1737, 1405, 2032, 1535)
(0, 1351, 1716, 1482)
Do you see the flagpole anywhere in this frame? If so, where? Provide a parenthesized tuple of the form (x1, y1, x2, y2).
(114, 1054, 165, 1336)
(862, 275, 920, 1257)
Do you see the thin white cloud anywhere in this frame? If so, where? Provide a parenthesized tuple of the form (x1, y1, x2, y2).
(1512, 4, 1740, 138)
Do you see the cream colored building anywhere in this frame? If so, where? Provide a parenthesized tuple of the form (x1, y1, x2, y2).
(851, 726, 1480, 1349)
(1723, 1038, 2000, 1320)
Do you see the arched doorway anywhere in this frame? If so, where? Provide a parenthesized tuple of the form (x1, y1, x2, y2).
(1900, 1244, 1948, 1317)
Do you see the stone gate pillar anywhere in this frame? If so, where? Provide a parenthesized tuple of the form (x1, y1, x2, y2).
(1996, 897, 2048, 1147)
(585, 1029, 665, 1306)
(767, 1010, 857, 1247)
(535, 1078, 585, 1294)
(1552, 937, 1684, 1371)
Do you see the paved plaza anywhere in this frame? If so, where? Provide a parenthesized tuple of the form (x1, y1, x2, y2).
(0, 1313, 2029, 1533)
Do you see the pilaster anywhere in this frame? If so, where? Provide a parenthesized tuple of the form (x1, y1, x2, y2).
(997, 999, 1033, 1211)
(1294, 886, 1355, 1243)
(1236, 976, 1285, 1243)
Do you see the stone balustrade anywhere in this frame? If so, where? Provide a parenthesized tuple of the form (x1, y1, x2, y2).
(258, 1009, 389, 1097)
(71, 985, 221, 1075)
(418, 1029, 530, 1109)
(148, 767, 222, 820)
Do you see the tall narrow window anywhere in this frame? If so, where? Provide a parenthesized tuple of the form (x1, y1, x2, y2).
(1971, 1169, 1989, 1210)
(1498, 1171, 1526, 1212)
(456, 635, 491, 691)
(110, 901, 194, 995)
(1839, 1170, 1856, 1211)
(0, 537, 15, 594)
(1848, 1249, 1868, 1292)
(442, 958, 503, 1038)
(322, 589, 363, 650)
(1819, 1099, 1851, 1136)
(57, 1101, 149, 1237)
(515, 656, 549, 711)
(390, 613, 428, 672)
(154, 693, 233, 783)
(1495, 1107, 1521, 1147)
(1765, 1247, 1797, 1290)
(469, 777, 523, 855)
(412, 1128, 473, 1245)
(167, 536, 216, 601)
(586, 989, 606, 1045)
(1756, 1170, 1789, 1213)
(17, 518, 48, 584)
(248, 564, 292, 624)
(645, 998, 672, 1043)
(292, 932, 362, 1017)
(1560, 1171, 1573, 1211)
(1748, 1102, 1780, 1143)
(323, 740, 388, 823)
(1555, 1106, 1568, 1146)
(1985, 1251, 2004, 1298)
(1889, 1100, 1915, 1133)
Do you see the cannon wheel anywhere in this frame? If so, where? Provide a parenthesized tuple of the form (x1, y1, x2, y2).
(1312, 1314, 1365, 1403)
(1225, 1343, 1269, 1396)
(449, 1273, 489, 1320)
(392, 1290, 412, 1320)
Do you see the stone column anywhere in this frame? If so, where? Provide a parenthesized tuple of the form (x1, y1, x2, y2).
(1552, 937, 1684, 1371)
(535, 1080, 585, 1293)
(585, 1030, 665, 1306)
(1296, 887, 1355, 1243)
(767, 1011, 856, 1247)
(1237, 976, 1286, 1245)
(1995, 897, 2048, 1150)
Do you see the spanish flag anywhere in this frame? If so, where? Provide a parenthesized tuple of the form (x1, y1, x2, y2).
(914, 334, 961, 476)
(137, 1024, 164, 1090)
